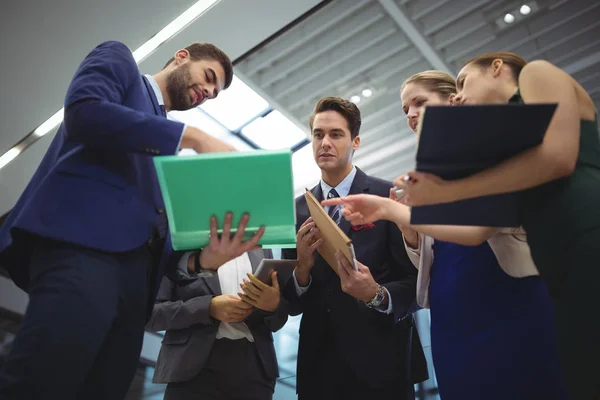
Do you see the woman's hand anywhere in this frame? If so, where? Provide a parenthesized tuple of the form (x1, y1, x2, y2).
(393, 171, 458, 206)
(389, 188, 419, 248)
(239, 272, 280, 313)
(321, 194, 393, 225)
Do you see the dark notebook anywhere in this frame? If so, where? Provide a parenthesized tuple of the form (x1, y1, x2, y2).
(410, 103, 557, 227)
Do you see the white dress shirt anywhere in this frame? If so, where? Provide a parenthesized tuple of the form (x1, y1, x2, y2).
(176, 252, 255, 341)
(215, 254, 255, 341)
(292, 166, 393, 314)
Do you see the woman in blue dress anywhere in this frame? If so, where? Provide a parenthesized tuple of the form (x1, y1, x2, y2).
(324, 71, 568, 399)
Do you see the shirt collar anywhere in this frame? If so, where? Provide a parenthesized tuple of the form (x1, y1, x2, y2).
(144, 74, 165, 107)
(320, 166, 357, 199)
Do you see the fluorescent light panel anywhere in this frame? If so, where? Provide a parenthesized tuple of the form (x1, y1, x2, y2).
(0, 0, 220, 170)
(33, 108, 65, 137)
(0, 148, 21, 170)
(133, 0, 220, 63)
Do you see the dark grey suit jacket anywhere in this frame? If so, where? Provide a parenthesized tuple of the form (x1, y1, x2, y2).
(146, 249, 289, 384)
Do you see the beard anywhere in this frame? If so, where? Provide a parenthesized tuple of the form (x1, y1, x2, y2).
(166, 63, 194, 111)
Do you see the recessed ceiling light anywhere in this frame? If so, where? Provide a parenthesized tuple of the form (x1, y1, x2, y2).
(520, 4, 531, 15)
(504, 13, 515, 23)
(362, 89, 373, 98)
(350, 95, 361, 103)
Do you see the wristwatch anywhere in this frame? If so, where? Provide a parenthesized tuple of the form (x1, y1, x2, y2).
(193, 251, 203, 274)
(365, 285, 386, 308)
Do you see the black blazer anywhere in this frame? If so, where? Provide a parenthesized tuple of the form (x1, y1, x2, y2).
(282, 168, 428, 393)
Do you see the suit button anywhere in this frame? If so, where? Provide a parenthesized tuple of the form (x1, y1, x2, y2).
(156, 207, 164, 214)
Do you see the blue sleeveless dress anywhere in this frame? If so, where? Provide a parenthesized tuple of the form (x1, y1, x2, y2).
(428, 240, 568, 399)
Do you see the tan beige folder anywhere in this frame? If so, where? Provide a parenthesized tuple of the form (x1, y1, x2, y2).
(304, 189, 357, 275)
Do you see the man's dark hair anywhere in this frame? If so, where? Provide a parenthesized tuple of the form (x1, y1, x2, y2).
(309, 97, 361, 139)
(163, 43, 233, 89)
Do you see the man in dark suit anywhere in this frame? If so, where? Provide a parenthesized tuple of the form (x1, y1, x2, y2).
(147, 231, 288, 400)
(0, 41, 263, 399)
(282, 97, 428, 400)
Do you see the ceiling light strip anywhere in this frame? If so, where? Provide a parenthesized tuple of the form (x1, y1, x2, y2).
(0, 0, 220, 171)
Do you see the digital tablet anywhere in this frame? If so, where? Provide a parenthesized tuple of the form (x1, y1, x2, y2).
(254, 259, 297, 286)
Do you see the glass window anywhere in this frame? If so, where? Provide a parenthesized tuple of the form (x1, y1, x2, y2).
(241, 110, 307, 150)
(200, 76, 269, 131)
(169, 109, 230, 140)
(291, 143, 321, 196)
(169, 109, 254, 152)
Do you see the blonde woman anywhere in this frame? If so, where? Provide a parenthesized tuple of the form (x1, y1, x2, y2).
(324, 71, 568, 400)
(397, 53, 600, 400)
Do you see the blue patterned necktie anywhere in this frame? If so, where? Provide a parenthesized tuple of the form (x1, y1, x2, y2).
(327, 189, 341, 224)
(159, 104, 167, 117)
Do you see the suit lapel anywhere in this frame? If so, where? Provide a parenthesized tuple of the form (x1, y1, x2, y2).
(339, 167, 370, 236)
(311, 183, 323, 203)
(142, 76, 163, 117)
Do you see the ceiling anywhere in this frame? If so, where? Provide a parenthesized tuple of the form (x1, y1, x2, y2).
(1, 0, 599, 211)
(0, 0, 321, 214)
(237, 0, 600, 183)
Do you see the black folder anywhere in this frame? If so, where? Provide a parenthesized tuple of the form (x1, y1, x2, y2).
(410, 103, 557, 227)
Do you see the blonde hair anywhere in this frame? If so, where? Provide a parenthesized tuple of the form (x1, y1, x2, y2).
(401, 70, 457, 98)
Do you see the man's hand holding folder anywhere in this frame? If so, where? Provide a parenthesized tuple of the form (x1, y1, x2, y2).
(294, 217, 323, 287)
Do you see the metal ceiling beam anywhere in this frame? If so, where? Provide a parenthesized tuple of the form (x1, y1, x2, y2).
(501, 2, 600, 54)
(366, 152, 416, 178)
(257, 3, 386, 87)
(554, 39, 600, 65)
(423, 0, 493, 36)
(238, 0, 370, 77)
(378, 0, 452, 75)
(294, 48, 424, 121)
(280, 37, 410, 111)
(354, 134, 416, 170)
(525, 20, 600, 61)
(563, 50, 600, 75)
(269, 21, 398, 99)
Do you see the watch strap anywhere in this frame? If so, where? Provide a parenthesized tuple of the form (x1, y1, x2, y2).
(366, 285, 385, 308)
(193, 251, 202, 274)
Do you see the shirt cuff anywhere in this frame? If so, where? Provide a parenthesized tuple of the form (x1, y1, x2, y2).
(293, 269, 311, 297)
(374, 287, 393, 314)
(175, 124, 187, 154)
(176, 251, 196, 279)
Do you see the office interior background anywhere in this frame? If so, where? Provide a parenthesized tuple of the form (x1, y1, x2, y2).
(0, 0, 599, 398)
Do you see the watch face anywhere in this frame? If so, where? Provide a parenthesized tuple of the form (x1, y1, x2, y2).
(367, 286, 384, 307)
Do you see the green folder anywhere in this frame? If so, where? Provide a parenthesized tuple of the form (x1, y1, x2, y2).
(153, 149, 297, 251)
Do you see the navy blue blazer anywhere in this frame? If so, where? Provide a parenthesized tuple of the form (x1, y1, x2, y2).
(0, 41, 185, 292)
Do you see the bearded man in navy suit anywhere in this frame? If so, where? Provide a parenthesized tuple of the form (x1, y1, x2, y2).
(0, 41, 263, 399)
